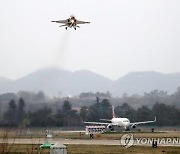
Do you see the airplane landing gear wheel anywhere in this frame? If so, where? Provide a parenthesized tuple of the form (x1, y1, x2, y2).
(65, 27, 67, 30)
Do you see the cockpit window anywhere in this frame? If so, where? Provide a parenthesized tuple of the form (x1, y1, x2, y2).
(123, 120, 129, 122)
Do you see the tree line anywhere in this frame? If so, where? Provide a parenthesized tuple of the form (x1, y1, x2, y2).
(0, 97, 180, 127)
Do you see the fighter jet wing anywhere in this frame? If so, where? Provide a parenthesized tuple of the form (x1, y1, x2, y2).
(51, 19, 68, 23)
(76, 20, 90, 24)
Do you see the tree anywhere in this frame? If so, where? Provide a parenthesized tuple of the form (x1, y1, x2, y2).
(115, 103, 136, 121)
(59, 99, 81, 126)
(152, 102, 180, 126)
(3, 99, 17, 126)
(17, 98, 26, 125)
(29, 107, 55, 127)
(35, 91, 46, 101)
(86, 99, 100, 121)
(99, 99, 112, 119)
(136, 105, 152, 121)
(79, 106, 88, 121)
(62, 99, 72, 113)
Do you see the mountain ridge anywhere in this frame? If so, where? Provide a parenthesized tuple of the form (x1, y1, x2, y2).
(0, 68, 180, 96)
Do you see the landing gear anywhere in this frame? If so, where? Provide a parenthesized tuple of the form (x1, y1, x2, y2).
(125, 127, 130, 131)
(110, 128, 114, 131)
(65, 27, 67, 30)
(74, 27, 76, 30)
(89, 134, 94, 139)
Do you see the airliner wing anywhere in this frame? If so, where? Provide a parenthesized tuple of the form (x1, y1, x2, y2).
(51, 20, 67, 23)
(130, 116, 156, 126)
(84, 121, 111, 125)
(76, 20, 90, 24)
(100, 119, 112, 122)
(84, 121, 118, 127)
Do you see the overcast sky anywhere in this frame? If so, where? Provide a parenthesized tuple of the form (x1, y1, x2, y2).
(0, 0, 180, 80)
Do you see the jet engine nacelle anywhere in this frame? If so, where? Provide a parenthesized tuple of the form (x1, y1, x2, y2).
(107, 124, 114, 131)
(131, 124, 136, 129)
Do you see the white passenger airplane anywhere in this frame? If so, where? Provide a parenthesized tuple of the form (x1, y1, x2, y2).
(84, 106, 156, 131)
(51, 15, 90, 30)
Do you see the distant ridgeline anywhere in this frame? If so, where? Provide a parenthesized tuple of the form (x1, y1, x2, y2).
(0, 69, 180, 96)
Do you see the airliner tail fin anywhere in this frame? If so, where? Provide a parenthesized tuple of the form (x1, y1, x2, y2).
(112, 106, 116, 118)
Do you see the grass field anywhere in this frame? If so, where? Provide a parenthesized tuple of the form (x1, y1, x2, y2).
(1, 144, 180, 154)
(1, 128, 180, 153)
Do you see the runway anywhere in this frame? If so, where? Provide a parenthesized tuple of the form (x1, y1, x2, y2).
(0, 138, 119, 145)
(1, 138, 180, 146)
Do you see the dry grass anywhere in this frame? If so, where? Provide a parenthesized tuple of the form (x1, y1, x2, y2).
(0, 144, 49, 154)
(1, 144, 180, 154)
(67, 145, 180, 154)
(1, 129, 180, 153)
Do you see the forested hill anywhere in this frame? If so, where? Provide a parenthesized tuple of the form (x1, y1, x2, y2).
(0, 69, 180, 96)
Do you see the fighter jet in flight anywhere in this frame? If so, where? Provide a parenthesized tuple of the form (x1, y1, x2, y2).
(51, 15, 90, 30)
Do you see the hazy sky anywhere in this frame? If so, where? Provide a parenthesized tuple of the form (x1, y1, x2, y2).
(0, 0, 180, 80)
